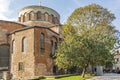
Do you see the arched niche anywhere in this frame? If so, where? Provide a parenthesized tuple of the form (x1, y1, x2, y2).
(0, 44, 10, 67)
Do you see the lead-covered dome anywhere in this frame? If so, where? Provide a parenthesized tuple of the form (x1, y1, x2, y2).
(18, 5, 60, 25)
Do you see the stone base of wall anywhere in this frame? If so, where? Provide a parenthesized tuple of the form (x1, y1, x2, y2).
(3, 71, 10, 80)
(0, 71, 10, 80)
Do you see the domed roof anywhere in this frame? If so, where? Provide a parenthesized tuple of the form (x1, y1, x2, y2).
(19, 5, 60, 19)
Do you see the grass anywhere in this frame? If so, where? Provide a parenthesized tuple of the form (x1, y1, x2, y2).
(37, 74, 94, 80)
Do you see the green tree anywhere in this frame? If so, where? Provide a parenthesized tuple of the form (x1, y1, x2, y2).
(55, 4, 119, 77)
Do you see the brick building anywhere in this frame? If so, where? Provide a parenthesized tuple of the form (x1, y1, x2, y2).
(0, 5, 62, 80)
(113, 51, 120, 72)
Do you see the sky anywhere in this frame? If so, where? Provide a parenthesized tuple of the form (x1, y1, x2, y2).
(0, 0, 120, 31)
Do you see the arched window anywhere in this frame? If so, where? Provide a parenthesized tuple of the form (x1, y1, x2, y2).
(51, 41, 57, 56)
(24, 13, 27, 21)
(12, 40, 15, 53)
(55, 42, 57, 50)
(37, 11, 41, 20)
(0, 44, 9, 67)
(18, 62, 24, 71)
(51, 14, 55, 23)
(51, 40, 53, 55)
(40, 33, 45, 53)
(22, 37, 26, 52)
(45, 13, 48, 21)
(29, 11, 34, 20)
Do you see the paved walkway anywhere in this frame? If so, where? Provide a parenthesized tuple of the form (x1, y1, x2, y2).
(86, 73, 120, 80)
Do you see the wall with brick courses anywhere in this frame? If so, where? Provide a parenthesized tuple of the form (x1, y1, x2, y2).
(0, 21, 25, 44)
(18, 6, 60, 25)
(0, 21, 26, 79)
(10, 28, 35, 80)
(0, 5, 62, 79)
(23, 21, 61, 34)
(34, 27, 59, 76)
(23, 21, 54, 27)
(10, 27, 60, 79)
(0, 21, 25, 32)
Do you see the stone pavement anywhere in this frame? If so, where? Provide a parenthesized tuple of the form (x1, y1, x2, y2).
(86, 73, 120, 80)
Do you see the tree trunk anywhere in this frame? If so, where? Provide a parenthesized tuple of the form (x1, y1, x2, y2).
(91, 64, 94, 74)
(81, 67, 86, 78)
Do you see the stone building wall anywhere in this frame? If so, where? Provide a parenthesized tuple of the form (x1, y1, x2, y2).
(18, 6, 60, 24)
(0, 4, 62, 80)
(114, 54, 120, 70)
(0, 20, 25, 32)
(34, 27, 59, 77)
(0, 26, 8, 45)
(10, 27, 60, 79)
(0, 20, 26, 44)
(0, 20, 26, 79)
(10, 28, 35, 80)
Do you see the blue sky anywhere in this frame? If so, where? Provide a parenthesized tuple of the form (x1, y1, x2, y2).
(0, 0, 120, 31)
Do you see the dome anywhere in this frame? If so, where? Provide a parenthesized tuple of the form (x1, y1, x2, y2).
(18, 5, 60, 25)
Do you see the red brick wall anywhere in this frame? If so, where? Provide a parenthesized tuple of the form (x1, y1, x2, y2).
(0, 21, 24, 32)
(19, 12, 60, 24)
(0, 20, 25, 44)
(34, 27, 59, 76)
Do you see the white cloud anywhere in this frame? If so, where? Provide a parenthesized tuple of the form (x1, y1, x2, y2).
(0, 0, 16, 21)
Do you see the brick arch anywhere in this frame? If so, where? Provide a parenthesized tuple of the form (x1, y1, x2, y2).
(19, 14, 23, 22)
(29, 11, 35, 21)
(36, 11, 42, 20)
(24, 12, 27, 22)
(51, 36, 58, 43)
(44, 12, 49, 21)
(54, 17, 59, 24)
(50, 36, 58, 58)
(20, 15, 25, 22)
(51, 14, 55, 24)
(21, 37, 27, 52)
(40, 32, 45, 53)
(44, 12, 49, 15)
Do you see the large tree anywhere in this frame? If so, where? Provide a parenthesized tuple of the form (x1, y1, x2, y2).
(55, 4, 119, 77)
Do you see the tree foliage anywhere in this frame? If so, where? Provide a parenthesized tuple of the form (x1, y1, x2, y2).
(55, 4, 119, 77)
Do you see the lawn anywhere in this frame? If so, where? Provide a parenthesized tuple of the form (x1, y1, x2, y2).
(38, 74, 93, 80)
